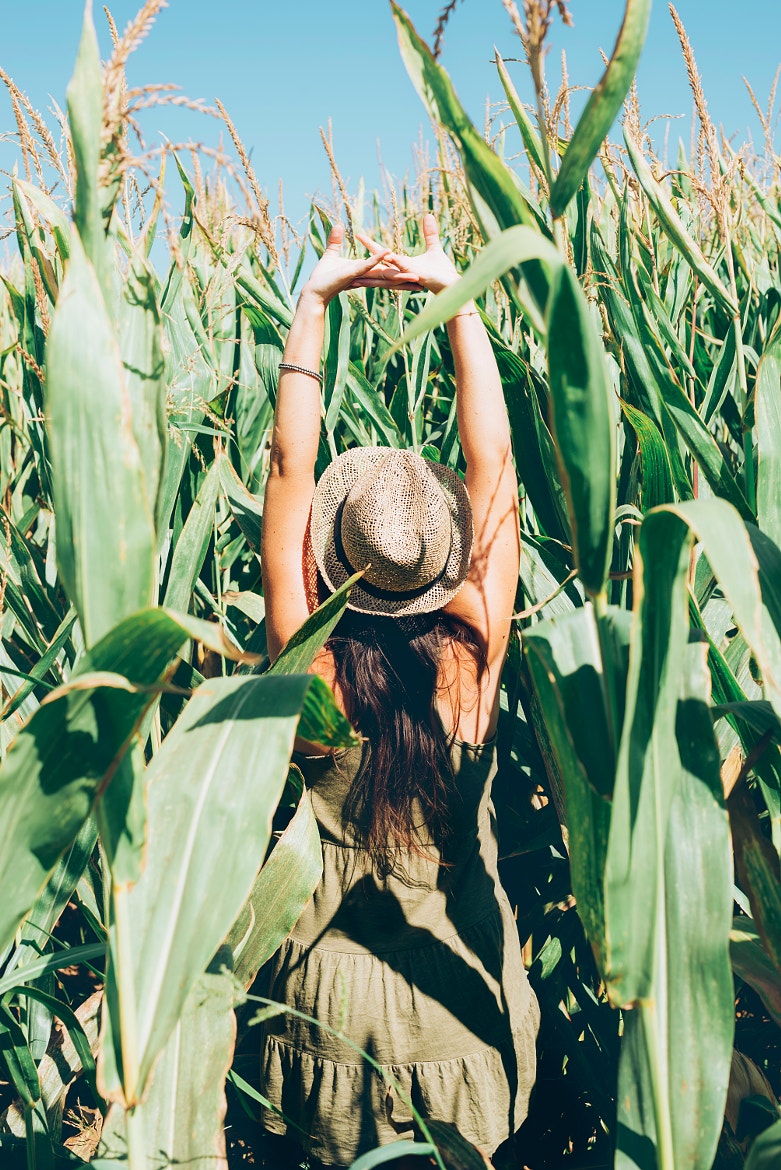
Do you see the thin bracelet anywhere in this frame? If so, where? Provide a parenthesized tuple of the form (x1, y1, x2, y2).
(451, 310, 480, 320)
(278, 361, 323, 385)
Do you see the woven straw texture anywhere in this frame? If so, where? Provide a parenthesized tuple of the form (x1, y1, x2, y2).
(310, 447, 473, 616)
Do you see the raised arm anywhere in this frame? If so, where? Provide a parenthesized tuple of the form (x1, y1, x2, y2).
(356, 216, 520, 668)
(444, 291, 519, 670)
(261, 225, 414, 661)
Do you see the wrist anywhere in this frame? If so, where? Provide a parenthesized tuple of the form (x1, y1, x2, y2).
(447, 300, 479, 323)
(297, 287, 329, 315)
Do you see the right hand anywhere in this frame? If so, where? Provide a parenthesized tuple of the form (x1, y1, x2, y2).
(354, 214, 459, 295)
(300, 224, 422, 307)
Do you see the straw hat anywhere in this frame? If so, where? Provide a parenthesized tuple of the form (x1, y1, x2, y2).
(310, 447, 473, 617)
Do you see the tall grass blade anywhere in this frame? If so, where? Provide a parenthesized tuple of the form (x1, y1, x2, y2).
(229, 790, 323, 988)
(608, 519, 732, 1170)
(391, 4, 550, 312)
(390, 226, 560, 354)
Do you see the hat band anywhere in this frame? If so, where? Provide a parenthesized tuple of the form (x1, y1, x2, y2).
(334, 500, 452, 603)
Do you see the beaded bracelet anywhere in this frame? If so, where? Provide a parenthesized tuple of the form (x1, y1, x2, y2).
(278, 361, 323, 385)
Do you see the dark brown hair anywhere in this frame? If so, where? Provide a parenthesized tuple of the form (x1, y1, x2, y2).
(327, 608, 486, 877)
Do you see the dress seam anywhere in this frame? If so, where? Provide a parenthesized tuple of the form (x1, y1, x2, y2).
(263, 1004, 537, 1070)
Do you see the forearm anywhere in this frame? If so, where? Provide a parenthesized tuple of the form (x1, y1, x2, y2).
(268, 292, 326, 479)
(447, 303, 512, 469)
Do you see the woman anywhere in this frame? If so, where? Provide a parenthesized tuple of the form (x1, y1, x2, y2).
(259, 216, 538, 1168)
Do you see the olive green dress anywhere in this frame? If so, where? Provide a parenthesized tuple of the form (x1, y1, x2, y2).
(260, 737, 539, 1165)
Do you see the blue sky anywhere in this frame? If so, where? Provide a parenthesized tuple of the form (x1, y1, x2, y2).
(1, 1, 779, 235)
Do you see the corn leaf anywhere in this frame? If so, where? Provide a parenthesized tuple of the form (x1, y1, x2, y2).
(615, 650, 732, 1170)
(495, 52, 545, 178)
(745, 1119, 781, 1170)
(390, 225, 561, 354)
(98, 965, 235, 1169)
(229, 789, 323, 988)
(119, 255, 168, 536)
(550, 0, 651, 218)
(624, 131, 737, 316)
(0, 608, 241, 955)
(66, 2, 108, 300)
(99, 672, 358, 1106)
(494, 345, 571, 544)
(731, 916, 781, 1031)
(621, 401, 675, 511)
(728, 778, 781, 975)
(46, 234, 156, 647)
(163, 457, 222, 612)
(607, 513, 733, 1170)
(267, 570, 363, 677)
(219, 458, 264, 553)
(756, 316, 781, 549)
(391, 3, 550, 313)
(524, 606, 627, 966)
(547, 264, 616, 598)
(605, 509, 694, 1003)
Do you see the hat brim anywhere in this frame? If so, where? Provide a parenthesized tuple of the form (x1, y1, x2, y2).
(310, 447, 473, 617)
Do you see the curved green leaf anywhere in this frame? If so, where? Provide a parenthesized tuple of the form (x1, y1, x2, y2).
(550, 0, 651, 218)
(624, 131, 737, 316)
(13, 180, 71, 261)
(547, 263, 617, 597)
(119, 255, 168, 537)
(0, 1000, 40, 1108)
(607, 513, 733, 1170)
(392, 4, 545, 237)
(0, 608, 243, 955)
(163, 457, 222, 612)
(391, 225, 561, 354)
(525, 606, 628, 965)
(98, 966, 235, 1169)
(229, 789, 323, 988)
(268, 570, 361, 677)
(100, 672, 357, 1106)
(391, 2, 550, 314)
(745, 1117, 781, 1170)
(621, 400, 675, 511)
(729, 912, 781, 1024)
(350, 1142, 438, 1169)
(495, 52, 545, 177)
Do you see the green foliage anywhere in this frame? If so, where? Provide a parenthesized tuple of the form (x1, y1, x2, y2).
(1, 1, 781, 1167)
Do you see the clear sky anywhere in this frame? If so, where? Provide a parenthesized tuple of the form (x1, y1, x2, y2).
(1, 1, 779, 235)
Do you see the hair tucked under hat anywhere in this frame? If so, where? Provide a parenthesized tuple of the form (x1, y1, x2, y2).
(309, 447, 473, 617)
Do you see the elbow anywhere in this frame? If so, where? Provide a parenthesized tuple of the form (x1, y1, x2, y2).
(267, 446, 301, 481)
